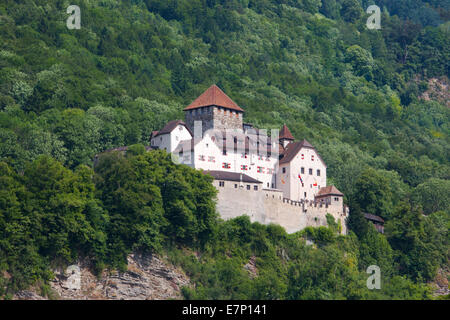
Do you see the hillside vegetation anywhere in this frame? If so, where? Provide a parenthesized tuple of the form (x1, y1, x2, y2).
(0, 0, 449, 299)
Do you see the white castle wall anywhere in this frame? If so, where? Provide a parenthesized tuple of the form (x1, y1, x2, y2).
(213, 181, 348, 234)
(278, 147, 327, 202)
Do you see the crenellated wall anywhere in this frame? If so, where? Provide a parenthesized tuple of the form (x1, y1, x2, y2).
(213, 181, 348, 234)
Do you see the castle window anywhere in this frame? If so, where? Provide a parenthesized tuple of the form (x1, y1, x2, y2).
(282, 167, 286, 174)
(208, 156, 215, 163)
(334, 197, 339, 201)
(222, 163, 231, 169)
(317, 169, 320, 176)
(267, 183, 269, 188)
(198, 155, 205, 161)
(271, 183, 275, 188)
(304, 192, 307, 198)
(312, 155, 314, 161)
(254, 185, 258, 191)
(219, 181, 225, 187)
(309, 168, 313, 175)
(301, 154, 304, 160)
(301, 167, 305, 174)
(235, 184, 238, 188)
(247, 185, 251, 190)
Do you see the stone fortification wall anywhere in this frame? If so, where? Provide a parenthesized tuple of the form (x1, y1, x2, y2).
(213, 107, 243, 131)
(214, 184, 348, 234)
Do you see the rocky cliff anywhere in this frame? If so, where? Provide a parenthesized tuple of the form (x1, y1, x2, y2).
(14, 253, 190, 300)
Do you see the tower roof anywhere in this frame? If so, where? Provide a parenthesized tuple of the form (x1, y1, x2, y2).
(316, 185, 343, 197)
(279, 124, 294, 140)
(183, 85, 244, 112)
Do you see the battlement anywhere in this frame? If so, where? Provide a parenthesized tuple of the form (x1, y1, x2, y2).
(214, 182, 348, 234)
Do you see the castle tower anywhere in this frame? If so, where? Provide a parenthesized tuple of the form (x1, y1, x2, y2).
(279, 124, 294, 148)
(183, 85, 244, 135)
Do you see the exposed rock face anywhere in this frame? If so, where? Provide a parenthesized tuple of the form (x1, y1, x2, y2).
(430, 267, 450, 297)
(243, 256, 258, 279)
(14, 291, 46, 300)
(420, 76, 450, 108)
(14, 253, 190, 300)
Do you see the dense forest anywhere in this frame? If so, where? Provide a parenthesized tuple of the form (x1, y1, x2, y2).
(0, 0, 449, 299)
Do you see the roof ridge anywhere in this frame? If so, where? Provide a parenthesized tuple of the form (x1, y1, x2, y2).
(279, 124, 294, 140)
(183, 85, 244, 112)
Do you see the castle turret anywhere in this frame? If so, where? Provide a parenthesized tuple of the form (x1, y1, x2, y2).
(183, 85, 244, 135)
(279, 124, 294, 148)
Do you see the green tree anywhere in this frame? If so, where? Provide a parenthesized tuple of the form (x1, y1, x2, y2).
(412, 178, 450, 215)
(353, 168, 394, 219)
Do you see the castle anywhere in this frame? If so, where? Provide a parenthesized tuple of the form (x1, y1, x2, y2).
(149, 85, 348, 234)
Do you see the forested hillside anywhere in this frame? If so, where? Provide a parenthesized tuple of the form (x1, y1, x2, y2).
(0, 0, 449, 299)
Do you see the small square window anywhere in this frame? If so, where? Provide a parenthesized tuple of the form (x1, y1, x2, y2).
(317, 169, 320, 176)
(247, 185, 251, 190)
(301, 167, 305, 174)
(254, 185, 258, 191)
(282, 167, 286, 174)
(309, 168, 313, 175)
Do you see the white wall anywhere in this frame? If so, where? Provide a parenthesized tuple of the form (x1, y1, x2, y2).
(279, 147, 327, 201)
(151, 133, 171, 152)
(191, 132, 279, 188)
(169, 125, 192, 153)
(151, 124, 192, 154)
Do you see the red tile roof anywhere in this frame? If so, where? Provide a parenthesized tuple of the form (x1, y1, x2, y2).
(279, 139, 326, 166)
(364, 213, 385, 224)
(279, 124, 294, 140)
(154, 120, 192, 137)
(202, 170, 262, 184)
(316, 186, 344, 197)
(183, 85, 244, 112)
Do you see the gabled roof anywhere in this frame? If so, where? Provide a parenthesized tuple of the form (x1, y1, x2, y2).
(202, 170, 262, 184)
(154, 120, 192, 137)
(279, 124, 294, 140)
(279, 139, 326, 167)
(364, 213, 385, 224)
(183, 85, 244, 112)
(316, 186, 344, 197)
(150, 131, 159, 139)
